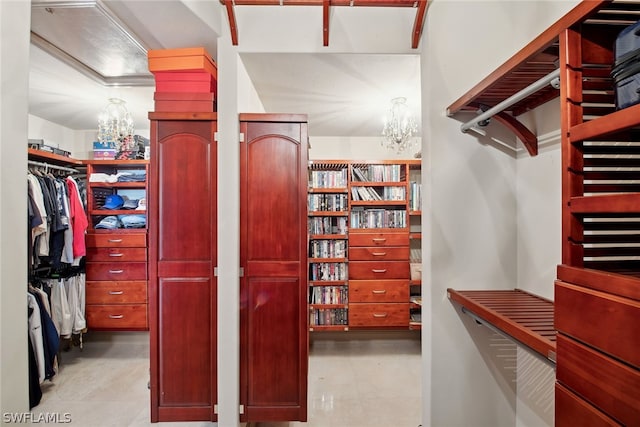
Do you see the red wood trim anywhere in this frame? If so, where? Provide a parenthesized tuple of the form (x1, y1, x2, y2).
(446, 1, 607, 116)
(323, 0, 330, 46)
(570, 102, 640, 142)
(492, 112, 538, 156)
(148, 112, 218, 121)
(557, 265, 640, 301)
(27, 148, 84, 166)
(447, 288, 556, 361)
(238, 113, 308, 122)
(222, 0, 239, 45)
(570, 193, 640, 214)
(412, 0, 428, 49)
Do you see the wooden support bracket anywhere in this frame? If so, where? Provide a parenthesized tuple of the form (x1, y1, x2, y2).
(323, 0, 330, 47)
(221, 0, 239, 45)
(412, 0, 428, 49)
(492, 111, 538, 156)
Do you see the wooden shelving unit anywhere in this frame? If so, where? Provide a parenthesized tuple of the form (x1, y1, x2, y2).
(308, 159, 422, 332)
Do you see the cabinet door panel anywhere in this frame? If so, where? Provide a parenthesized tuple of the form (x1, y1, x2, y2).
(240, 117, 308, 422)
(246, 278, 302, 405)
(149, 118, 217, 422)
(157, 130, 213, 262)
(158, 278, 213, 406)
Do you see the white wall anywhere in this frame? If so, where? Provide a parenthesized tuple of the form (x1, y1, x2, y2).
(422, 1, 578, 426)
(310, 136, 420, 160)
(0, 0, 31, 415)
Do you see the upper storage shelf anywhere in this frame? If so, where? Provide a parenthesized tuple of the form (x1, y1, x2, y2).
(446, 0, 640, 156)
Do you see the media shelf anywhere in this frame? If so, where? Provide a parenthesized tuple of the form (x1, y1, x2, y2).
(308, 159, 422, 332)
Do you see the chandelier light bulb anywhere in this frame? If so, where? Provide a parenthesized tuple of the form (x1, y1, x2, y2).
(97, 98, 135, 152)
(381, 97, 417, 153)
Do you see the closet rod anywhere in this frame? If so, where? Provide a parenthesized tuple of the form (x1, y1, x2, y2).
(28, 160, 78, 174)
(460, 68, 560, 134)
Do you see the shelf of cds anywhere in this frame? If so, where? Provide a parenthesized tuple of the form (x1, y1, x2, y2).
(308, 159, 422, 332)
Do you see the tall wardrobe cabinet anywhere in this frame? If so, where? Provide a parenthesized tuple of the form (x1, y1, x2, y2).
(148, 112, 218, 422)
(239, 114, 309, 422)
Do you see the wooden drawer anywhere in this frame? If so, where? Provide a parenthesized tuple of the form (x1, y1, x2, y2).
(556, 334, 640, 425)
(349, 261, 409, 280)
(349, 246, 409, 261)
(349, 232, 408, 247)
(86, 262, 147, 281)
(86, 247, 147, 262)
(555, 280, 640, 369)
(86, 280, 147, 304)
(555, 384, 621, 427)
(86, 233, 146, 248)
(86, 304, 148, 330)
(349, 303, 409, 327)
(349, 280, 409, 303)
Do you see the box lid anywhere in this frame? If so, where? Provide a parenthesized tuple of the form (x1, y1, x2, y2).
(148, 47, 217, 76)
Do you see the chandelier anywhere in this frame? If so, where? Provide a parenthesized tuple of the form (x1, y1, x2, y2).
(97, 98, 134, 151)
(381, 97, 418, 153)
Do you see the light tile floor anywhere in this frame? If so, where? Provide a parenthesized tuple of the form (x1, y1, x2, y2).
(32, 331, 422, 427)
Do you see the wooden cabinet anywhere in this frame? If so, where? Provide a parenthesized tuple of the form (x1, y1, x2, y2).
(308, 160, 422, 331)
(555, 15, 640, 425)
(239, 114, 308, 422)
(84, 160, 149, 331)
(148, 113, 217, 422)
(349, 231, 409, 327)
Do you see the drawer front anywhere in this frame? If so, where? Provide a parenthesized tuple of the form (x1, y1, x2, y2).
(556, 334, 640, 425)
(349, 261, 409, 279)
(555, 280, 640, 368)
(86, 304, 148, 329)
(555, 384, 621, 427)
(349, 246, 409, 261)
(86, 247, 147, 262)
(86, 262, 147, 281)
(349, 280, 409, 303)
(86, 281, 147, 304)
(349, 303, 409, 327)
(349, 232, 409, 247)
(86, 233, 146, 248)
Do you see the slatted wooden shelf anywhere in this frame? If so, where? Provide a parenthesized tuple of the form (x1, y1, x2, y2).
(447, 288, 556, 363)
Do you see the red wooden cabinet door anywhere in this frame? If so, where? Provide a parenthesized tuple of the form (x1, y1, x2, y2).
(239, 114, 309, 422)
(148, 115, 217, 422)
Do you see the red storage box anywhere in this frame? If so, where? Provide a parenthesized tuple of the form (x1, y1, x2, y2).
(148, 47, 217, 77)
(153, 91, 215, 113)
(149, 48, 217, 95)
(154, 71, 216, 94)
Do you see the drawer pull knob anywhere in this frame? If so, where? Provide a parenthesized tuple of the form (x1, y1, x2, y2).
(372, 252, 387, 256)
(373, 313, 388, 318)
(372, 269, 387, 273)
(372, 238, 386, 243)
(109, 269, 124, 274)
(109, 314, 124, 319)
(109, 253, 124, 257)
(108, 239, 123, 243)
(372, 290, 387, 294)
(108, 290, 124, 295)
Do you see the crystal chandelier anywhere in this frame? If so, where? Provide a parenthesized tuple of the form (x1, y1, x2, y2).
(97, 98, 134, 151)
(381, 97, 418, 153)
